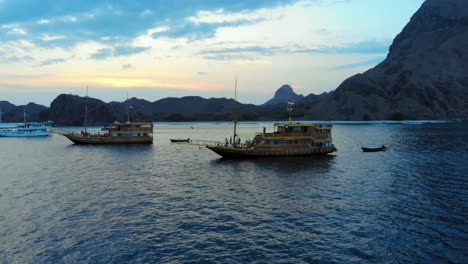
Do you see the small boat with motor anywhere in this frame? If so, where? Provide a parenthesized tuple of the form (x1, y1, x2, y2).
(361, 145, 387, 152)
(170, 138, 191, 143)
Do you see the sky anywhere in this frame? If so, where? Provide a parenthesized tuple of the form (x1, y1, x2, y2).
(0, 0, 425, 106)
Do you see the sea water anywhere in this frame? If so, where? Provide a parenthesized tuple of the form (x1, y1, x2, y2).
(0, 122, 467, 263)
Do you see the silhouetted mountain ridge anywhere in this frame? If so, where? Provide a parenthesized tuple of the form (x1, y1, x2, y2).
(1, 0, 466, 123)
(263, 85, 304, 106)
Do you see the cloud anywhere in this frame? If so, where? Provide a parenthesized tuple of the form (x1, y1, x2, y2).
(188, 8, 267, 24)
(41, 34, 65, 41)
(200, 46, 276, 56)
(202, 54, 254, 61)
(90, 45, 149, 60)
(293, 41, 389, 54)
(114, 46, 149, 56)
(122, 63, 134, 70)
(8, 27, 27, 35)
(154, 20, 263, 41)
(2, 55, 33, 63)
(90, 48, 113, 60)
(328, 56, 385, 70)
(197, 71, 208, 75)
(234, 59, 272, 65)
(0, 1, 296, 47)
(36, 58, 66, 67)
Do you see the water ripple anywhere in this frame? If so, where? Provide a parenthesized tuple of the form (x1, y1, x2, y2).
(0, 122, 467, 263)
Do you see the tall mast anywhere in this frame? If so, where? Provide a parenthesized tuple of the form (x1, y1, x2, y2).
(126, 91, 130, 123)
(84, 86, 88, 133)
(23, 107, 26, 124)
(233, 76, 237, 145)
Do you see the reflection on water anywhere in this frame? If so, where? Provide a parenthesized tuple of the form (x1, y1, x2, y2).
(0, 122, 466, 263)
(212, 155, 335, 174)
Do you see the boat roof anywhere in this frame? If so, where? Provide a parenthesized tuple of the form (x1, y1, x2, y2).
(274, 123, 332, 128)
(108, 122, 152, 126)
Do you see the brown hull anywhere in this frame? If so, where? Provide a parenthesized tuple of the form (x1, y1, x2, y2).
(206, 145, 336, 158)
(64, 134, 153, 145)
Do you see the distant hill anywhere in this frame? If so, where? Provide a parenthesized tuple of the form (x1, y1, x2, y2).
(263, 85, 304, 106)
(46, 94, 262, 125)
(300, 0, 468, 120)
(0, 102, 48, 122)
(1, 1, 466, 123)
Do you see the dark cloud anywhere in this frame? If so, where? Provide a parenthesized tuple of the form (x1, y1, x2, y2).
(197, 71, 208, 75)
(91, 48, 113, 60)
(0, 0, 296, 47)
(90, 46, 149, 60)
(122, 64, 134, 69)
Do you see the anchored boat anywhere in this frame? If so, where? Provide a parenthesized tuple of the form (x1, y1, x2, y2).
(0, 121, 53, 137)
(0, 109, 52, 137)
(61, 89, 153, 145)
(62, 122, 153, 144)
(205, 79, 337, 158)
(206, 123, 337, 158)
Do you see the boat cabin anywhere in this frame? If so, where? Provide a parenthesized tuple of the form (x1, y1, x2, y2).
(255, 123, 334, 147)
(101, 122, 153, 137)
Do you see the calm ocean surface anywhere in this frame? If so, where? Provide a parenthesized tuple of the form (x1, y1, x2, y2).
(0, 122, 467, 263)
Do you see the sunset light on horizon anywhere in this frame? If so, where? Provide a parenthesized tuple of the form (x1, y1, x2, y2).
(0, 0, 424, 105)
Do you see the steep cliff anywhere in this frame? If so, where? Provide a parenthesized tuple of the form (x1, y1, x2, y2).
(303, 0, 468, 120)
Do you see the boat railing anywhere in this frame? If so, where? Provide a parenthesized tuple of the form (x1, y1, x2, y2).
(263, 133, 332, 140)
(172, 139, 224, 146)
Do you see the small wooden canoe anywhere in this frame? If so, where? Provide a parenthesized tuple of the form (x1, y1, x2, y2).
(361, 145, 387, 152)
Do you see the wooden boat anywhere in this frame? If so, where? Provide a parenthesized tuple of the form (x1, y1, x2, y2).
(206, 123, 337, 158)
(170, 138, 191, 143)
(61, 89, 153, 145)
(63, 122, 153, 144)
(361, 145, 387, 152)
(205, 78, 336, 158)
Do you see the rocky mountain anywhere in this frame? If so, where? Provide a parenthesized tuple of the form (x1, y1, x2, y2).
(300, 0, 468, 120)
(263, 85, 304, 106)
(0, 101, 16, 113)
(49, 94, 116, 126)
(2, 0, 466, 123)
(0, 102, 48, 122)
(45, 94, 264, 125)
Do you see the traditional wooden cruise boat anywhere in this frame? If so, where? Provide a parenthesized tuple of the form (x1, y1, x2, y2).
(205, 79, 337, 158)
(206, 123, 336, 158)
(63, 122, 153, 144)
(61, 89, 153, 144)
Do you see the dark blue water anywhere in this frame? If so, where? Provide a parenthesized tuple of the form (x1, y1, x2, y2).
(1, 122, 467, 263)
